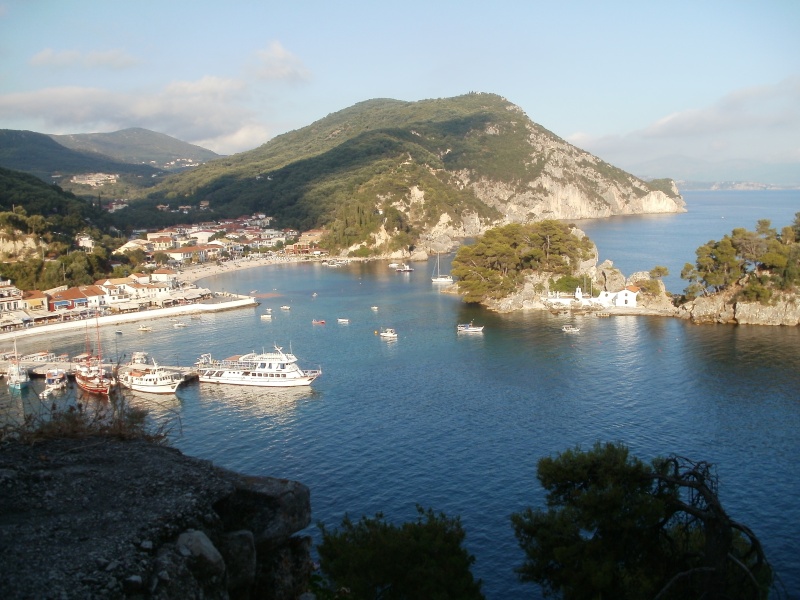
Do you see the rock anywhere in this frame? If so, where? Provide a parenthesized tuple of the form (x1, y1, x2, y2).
(0, 437, 313, 599)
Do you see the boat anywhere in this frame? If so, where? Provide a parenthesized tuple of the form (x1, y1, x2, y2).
(137, 325, 153, 332)
(39, 368, 67, 398)
(396, 263, 414, 272)
(115, 330, 123, 335)
(595, 312, 610, 317)
(6, 339, 29, 389)
(379, 328, 398, 339)
(118, 351, 184, 395)
(371, 306, 379, 311)
(561, 325, 580, 333)
(172, 322, 188, 328)
(457, 321, 484, 333)
(280, 305, 291, 310)
(312, 319, 326, 325)
(431, 253, 454, 284)
(337, 318, 350, 324)
(388, 263, 400, 268)
(260, 314, 273, 321)
(75, 321, 117, 396)
(195, 345, 321, 388)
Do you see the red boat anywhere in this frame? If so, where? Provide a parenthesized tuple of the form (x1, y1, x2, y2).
(312, 319, 326, 325)
(75, 362, 117, 396)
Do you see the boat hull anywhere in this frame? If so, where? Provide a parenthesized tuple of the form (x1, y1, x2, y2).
(198, 370, 319, 387)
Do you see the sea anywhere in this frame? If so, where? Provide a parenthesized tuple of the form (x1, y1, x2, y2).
(2, 190, 799, 598)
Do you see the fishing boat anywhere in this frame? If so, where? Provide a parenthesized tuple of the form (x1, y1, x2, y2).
(118, 352, 184, 395)
(195, 345, 321, 388)
(379, 328, 398, 339)
(457, 321, 484, 333)
(6, 339, 29, 389)
(39, 368, 67, 398)
(431, 253, 453, 284)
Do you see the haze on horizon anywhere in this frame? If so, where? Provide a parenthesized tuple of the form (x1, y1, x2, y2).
(0, 1, 798, 184)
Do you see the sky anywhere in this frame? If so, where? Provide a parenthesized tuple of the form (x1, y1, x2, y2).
(1, 0, 799, 177)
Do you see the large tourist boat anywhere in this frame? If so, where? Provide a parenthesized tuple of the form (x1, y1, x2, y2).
(118, 351, 184, 395)
(195, 345, 321, 388)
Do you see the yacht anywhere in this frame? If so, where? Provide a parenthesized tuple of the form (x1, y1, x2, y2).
(195, 345, 321, 388)
(118, 352, 184, 394)
(6, 339, 29, 389)
(431, 253, 454, 284)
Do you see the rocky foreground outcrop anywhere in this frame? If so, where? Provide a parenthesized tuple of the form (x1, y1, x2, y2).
(0, 437, 313, 599)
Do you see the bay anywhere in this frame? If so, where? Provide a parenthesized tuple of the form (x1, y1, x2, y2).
(2, 190, 799, 598)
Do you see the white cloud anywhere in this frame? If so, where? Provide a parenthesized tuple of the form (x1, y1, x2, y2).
(0, 77, 269, 154)
(570, 77, 800, 166)
(29, 48, 139, 69)
(253, 41, 311, 83)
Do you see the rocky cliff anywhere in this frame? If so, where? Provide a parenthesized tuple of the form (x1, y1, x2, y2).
(0, 437, 313, 599)
(678, 286, 800, 325)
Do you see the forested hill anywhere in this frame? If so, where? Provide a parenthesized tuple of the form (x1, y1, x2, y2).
(142, 93, 684, 254)
(50, 128, 219, 169)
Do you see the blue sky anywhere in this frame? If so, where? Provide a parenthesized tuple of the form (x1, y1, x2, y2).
(1, 0, 798, 174)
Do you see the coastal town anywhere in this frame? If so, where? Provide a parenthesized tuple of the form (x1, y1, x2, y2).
(0, 214, 332, 341)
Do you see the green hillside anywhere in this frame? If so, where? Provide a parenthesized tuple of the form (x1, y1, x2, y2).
(51, 127, 219, 170)
(0, 129, 159, 182)
(139, 93, 677, 253)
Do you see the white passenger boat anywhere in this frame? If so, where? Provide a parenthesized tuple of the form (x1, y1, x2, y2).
(118, 351, 184, 394)
(195, 345, 321, 388)
(457, 321, 484, 333)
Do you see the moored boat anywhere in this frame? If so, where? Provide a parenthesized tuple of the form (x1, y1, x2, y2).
(118, 351, 184, 394)
(39, 368, 68, 398)
(195, 345, 321, 388)
(6, 339, 29, 390)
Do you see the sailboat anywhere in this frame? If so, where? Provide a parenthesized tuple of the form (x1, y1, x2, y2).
(431, 253, 454, 284)
(74, 320, 117, 396)
(6, 338, 29, 389)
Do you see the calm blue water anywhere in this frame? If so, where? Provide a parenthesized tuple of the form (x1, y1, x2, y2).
(3, 190, 799, 598)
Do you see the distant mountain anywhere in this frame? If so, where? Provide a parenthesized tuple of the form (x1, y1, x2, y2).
(623, 154, 800, 189)
(141, 93, 685, 253)
(0, 129, 158, 181)
(50, 128, 219, 171)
